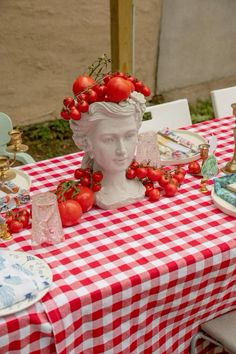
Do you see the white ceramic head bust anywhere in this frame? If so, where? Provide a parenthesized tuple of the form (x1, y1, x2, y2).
(70, 91, 146, 209)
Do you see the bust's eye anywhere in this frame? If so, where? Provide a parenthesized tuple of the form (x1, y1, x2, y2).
(102, 136, 114, 143)
(125, 132, 136, 139)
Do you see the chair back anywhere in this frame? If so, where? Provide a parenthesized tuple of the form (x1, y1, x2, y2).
(0, 112, 13, 147)
(139, 99, 191, 133)
(211, 86, 236, 118)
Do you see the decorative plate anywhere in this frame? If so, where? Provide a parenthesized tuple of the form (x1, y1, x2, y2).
(0, 251, 52, 316)
(159, 130, 207, 166)
(211, 188, 236, 217)
(0, 170, 31, 212)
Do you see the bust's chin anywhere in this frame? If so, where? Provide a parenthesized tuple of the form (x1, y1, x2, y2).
(95, 180, 145, 210)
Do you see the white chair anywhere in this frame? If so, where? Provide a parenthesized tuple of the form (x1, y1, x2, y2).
(210, 86, 236, 118)
(0, 112, 35, 164)
(190, 310, 236, 354)
(139, 98, 192, 133)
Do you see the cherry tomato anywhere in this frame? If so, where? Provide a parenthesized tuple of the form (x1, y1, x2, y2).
(147, 168, 162, 182)
(73, 185, 95, 213)
(92, 182, 102, 192)
(8, 220, 23, 233)
(70, 107, 81, 121)
(130, 160, 139, 169)
(188, 161, 201, 174)
(159, 173, 171, 188)
(142, 86, 151, 97)
(60, 109, 70, 120)
(136, 167, 147, 180)
(80, 176, 91, 187)
(148, 188, 160, 202)
(165, 182, 178, 197)
(172, 171, 185, 184)
(126, 167, 136, 179)
(92, 171, 103, 183)
(145, 184, 154, 197)
(63, 97, 74, 109)
(176, 166, 186, 176)
(135, 80, 144, 92)
(58, 200, 82, 227)
(72, 75, 95, 96)
(106, 77, 132, 102)
(17, 215, 29, 228)
(76, 100, 89, 113)
(85, 89, 97, 103)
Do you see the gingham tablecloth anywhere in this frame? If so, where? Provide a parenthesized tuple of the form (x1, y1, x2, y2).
(0, 116, 236, 354)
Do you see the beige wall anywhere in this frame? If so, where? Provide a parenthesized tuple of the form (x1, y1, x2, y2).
(0, 0, 236, 126)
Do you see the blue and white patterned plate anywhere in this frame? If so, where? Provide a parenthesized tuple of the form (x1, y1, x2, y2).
(0, 250, 52, 316)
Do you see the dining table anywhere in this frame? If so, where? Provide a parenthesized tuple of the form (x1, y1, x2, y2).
(0, 115, 236, 354)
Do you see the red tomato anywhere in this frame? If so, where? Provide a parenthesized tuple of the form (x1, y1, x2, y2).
(130, 160, 139, 169)
(176, 166, 186, 176)
(134, 80, 144, 92)
(85, 89, 97, 103)
(145, 184, 154, 197)
(92, 171, 103, 183)
(60, 109, 70, 120)
(17, 215, 30, 228)
(72, 75, 95, 96)
(142, 86, 151, 97)
(63, 97, 74, 109)
(159, 173, 171, 188)
(106, 77, 132, 102)
(8, 220, 23, 233)
(148, 188, 160, 202)
(172, 171, 185, 184)
(76, 100, 89, 113)
(165, 182, 178, 197)
(73, 186, 95, 213)
(147, 168, 162, 182)
(136, 167, 147, 179)
(70, 107, 81, 121)
(92, 182, 102, 192)
(126, 167, 136, 179)
(58, 200, 82, 227)
(188, 161, 201, 174)
(74, 168, 85, 179)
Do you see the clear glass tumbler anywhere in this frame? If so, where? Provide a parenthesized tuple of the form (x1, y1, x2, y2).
(31, 192, 64, 245)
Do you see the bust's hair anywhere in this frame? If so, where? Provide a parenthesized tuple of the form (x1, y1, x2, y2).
(70, 91, 146, 152)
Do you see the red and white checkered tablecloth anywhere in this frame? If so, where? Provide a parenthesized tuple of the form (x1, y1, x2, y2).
(0, 116, 236, 354)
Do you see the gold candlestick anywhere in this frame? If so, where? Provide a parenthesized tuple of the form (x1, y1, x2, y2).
(222, 103, 236, 174)
(7, 129, 29, 153)
(0, 155, 16, 181)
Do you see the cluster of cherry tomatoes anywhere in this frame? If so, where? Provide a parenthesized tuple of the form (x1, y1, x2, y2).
(55, 168, 103, 227)
(126, 161, 186, 202)
(60, 72, 151, 121)
(3, 207, 31, 233)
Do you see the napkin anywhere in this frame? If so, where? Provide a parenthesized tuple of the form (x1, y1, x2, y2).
(0, 252, 50, 310)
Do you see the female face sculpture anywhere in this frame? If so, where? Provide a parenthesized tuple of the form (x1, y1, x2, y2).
(70, 92, 146, 209)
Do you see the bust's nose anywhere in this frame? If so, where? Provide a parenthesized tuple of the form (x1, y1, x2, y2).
(116, 138, 127, 156)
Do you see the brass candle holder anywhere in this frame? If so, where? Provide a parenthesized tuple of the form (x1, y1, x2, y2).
(199, 143, 210, 193)
(0, 128, 29, 187)
(222, 103, 236, 174)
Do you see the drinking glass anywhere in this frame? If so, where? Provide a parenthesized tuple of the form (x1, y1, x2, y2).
(31, 192, 64, 245)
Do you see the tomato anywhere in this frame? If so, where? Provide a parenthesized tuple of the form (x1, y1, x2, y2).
(188, 161, 201, 174)
(58, 200, 82, 227)
(126, 167, 136, 179)
(60, 109, 70, 120)
(8, 220, 23, 233)
(176, 166, 186, 176)
(148, 188, 160, 202)
(134, 80, 144, 92)
(73, 185, 95, 213)
(159, 173, 171, 188)
(17, 215, 30, 228)
(72, 75, 95, 96)
(136, 167, 147, 180)
(147, 168, 162, 182)
(172, 171, 185, 184)
(126, 80, 135, 92)
(70, 107, 81, 121)
(130, 160, 139, 169)
(76, 100, 89, 113)
(85, 89, 97, 103)
(103, 74, 112, 85)
(80, 176, 91, 187)
(92, 182, 102, 192)
(92, 171, 103, 183)
(74, 168, 85, 179)
(145, 184, 154, 197)
(165, 182, 178, 197)
(63, 97, 74, 109)
(96, 84, 107, 98)
(142, 86, 151, 97)
(106, 77, 132, 102)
